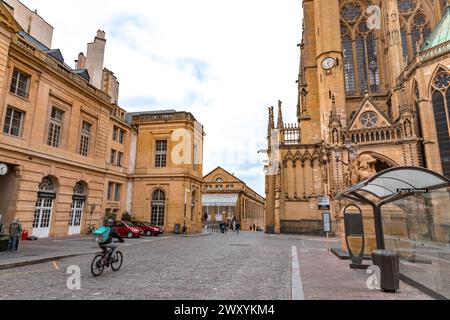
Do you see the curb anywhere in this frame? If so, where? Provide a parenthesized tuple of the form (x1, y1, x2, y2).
(0, 252, 96, 271)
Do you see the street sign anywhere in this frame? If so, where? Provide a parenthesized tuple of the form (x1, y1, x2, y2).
(323, 212, 332, 233)
(318, 197, 330, 210)
(397, 188, 428, 194)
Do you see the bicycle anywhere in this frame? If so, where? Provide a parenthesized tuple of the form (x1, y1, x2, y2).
(90, 241, 123, 277)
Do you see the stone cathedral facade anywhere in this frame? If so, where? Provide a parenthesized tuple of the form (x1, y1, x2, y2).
(265, 0, 450, 236)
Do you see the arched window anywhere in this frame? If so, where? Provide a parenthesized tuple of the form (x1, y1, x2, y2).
(215, 177, 224, 183)
(33, 177, 57, 238)
(398, 1, 433, 61)
(340, 1, 381, 96)
(151, 189, 166, 227)
(69, 182, 87, 235)
(431, 70, 450, 178)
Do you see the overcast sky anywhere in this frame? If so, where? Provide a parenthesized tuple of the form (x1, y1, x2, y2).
(21, 0, 302, 196)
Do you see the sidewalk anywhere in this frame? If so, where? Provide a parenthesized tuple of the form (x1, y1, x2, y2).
(0, 235, 99, 270)
(294, 236, 433, 300)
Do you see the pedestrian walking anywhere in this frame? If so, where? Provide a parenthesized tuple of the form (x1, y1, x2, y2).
(236, 221, 241, 235)
(8, 219, 22, 252)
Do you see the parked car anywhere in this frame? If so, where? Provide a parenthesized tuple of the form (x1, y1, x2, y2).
(114, 221, 143, 238)
(132, 221, 162, 237)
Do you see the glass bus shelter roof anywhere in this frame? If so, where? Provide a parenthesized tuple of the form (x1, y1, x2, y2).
(338, 167, 450, 205)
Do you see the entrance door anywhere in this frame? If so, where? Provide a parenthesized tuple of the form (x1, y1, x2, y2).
(69, 199, 84, 235)
(33, 197, 54, 238)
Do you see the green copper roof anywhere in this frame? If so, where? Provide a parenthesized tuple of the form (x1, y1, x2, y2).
(421, 3, 450, 51)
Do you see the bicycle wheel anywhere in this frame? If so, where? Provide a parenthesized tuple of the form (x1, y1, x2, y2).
(91, 254, 106, 277)
(111, 251, 123, 271)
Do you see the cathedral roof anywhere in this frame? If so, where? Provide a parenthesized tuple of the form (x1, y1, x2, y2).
(421, 2, 450, 52)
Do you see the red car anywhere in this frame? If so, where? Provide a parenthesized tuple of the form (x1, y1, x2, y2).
(114, 221, 143, 238)
(132, 221, 162, 237)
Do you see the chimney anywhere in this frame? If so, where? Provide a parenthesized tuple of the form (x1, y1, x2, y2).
(85, 30, 106, 89)
(75, 52, 86, 69)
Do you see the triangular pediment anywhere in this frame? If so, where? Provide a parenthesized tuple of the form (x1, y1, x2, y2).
(348, 97, 392, 131)
(203, 167, 241, 184)
(0, 2, 23, 34)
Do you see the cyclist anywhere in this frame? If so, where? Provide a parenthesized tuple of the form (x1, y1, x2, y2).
(100, 219, 125, 260)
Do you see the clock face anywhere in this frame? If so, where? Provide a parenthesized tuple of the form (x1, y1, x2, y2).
(322, 57, 336, 70)
(0, 164, 8, 176)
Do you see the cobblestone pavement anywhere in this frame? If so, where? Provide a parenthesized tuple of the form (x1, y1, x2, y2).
(0, 232, 432, 300)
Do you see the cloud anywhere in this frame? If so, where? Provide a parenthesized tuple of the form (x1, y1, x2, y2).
(20, 0, 302, 195)
(176, 57, 209, 82)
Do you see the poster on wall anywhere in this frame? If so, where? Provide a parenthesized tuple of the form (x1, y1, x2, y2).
(318, 197, 330, 211)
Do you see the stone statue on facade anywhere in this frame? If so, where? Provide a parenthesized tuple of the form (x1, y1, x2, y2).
(346, 154, 378, 187)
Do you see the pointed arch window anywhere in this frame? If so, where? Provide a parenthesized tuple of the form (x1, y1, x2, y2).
(340, 2, 381, 96)
(431, 70, 450, 178)
(397, 1, 433, 61)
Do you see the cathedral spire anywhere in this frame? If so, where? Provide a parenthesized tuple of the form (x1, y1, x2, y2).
(277, 100, 284, 129)
(268, 106, 275, 138)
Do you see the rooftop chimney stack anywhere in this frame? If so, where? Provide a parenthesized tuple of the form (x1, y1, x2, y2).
(85, 30, 106, 89)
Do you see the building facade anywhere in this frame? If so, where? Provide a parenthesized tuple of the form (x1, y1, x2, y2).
(265, 0, 450, 247)
(203, 167, 265, 231)
(0, 1, 204, 237)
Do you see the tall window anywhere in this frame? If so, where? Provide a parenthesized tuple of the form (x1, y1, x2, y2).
(33, 177, 56, 237)
(47, 107, 64, 148)
(155, 140, 168, 168)
(10, 68, 30, 98)
(107, 182, 114, 201)
(119, 129, 125, 144)
(79, 121, 92, 157)
(340, 2, 381, 96)
(112, 126, 118, 141)
(398, 0, 433, 61)
(3, 106, 24, 137)
(110, 149, 117, 165)
(431, 70, 450, 178)
(151, 189, 166, 227)
(114, 184, 122, 202)
(117, 152, 124, 167)
(69, 182, 86, 234)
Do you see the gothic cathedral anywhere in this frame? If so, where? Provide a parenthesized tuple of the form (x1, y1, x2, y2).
(265, 0, 450, 235)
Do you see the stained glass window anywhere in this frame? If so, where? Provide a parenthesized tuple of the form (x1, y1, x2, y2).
(342, 35, 356, 96)
(434, 72, 450, 89)
(340, 2, 381, 95)
(398, 0, 417, 13)
(397, 1, 433, 60)
(342, 3, 362, 22)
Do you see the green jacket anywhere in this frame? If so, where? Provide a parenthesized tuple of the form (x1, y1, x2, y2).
(9, 222, 22, 237)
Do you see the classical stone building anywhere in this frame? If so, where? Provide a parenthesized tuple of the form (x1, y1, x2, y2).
(202, 167, 265, 231)
(0, 0, 204, 237)
(265, 0, 450, 246)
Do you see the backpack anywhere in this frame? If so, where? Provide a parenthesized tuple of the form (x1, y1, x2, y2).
(93, 226, 111, 243)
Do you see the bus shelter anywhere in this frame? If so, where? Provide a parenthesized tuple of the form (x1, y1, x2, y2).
(338, 167, 450, 299)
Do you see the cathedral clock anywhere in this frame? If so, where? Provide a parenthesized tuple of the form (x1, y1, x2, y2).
(321, 57, 336, 70)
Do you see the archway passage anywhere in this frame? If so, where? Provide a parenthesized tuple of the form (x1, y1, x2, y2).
(0, 163, 18, 233)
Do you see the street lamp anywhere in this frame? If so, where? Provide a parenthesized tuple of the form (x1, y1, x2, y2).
(183, 188, 191, 235)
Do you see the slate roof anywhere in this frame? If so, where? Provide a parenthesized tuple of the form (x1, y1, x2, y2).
(421, 2, 450, 51)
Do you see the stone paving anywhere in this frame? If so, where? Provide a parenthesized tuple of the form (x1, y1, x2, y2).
(0, 232, 433, 300)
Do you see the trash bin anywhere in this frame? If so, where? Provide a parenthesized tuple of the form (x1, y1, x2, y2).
(266, 225, 275, 234)
(371, 250, 400, 293)
(22, 230, 29, 241)
(174, 224, 181, 235)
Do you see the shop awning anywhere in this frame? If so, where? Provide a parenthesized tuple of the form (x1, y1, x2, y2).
(202, 194, 239, 207)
